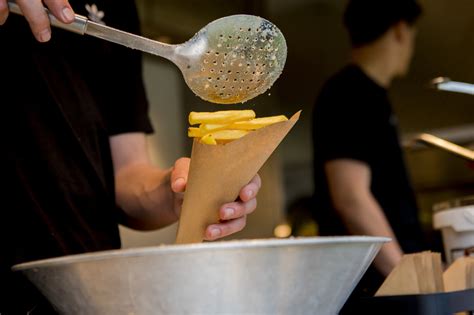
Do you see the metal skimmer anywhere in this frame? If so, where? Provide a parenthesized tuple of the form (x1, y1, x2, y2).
(8, 1, 287, 104)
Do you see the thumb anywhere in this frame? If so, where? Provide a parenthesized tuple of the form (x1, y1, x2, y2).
(171, 157, 190, 193)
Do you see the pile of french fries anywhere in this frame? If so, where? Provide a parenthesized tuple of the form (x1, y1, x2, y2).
(188, 110, 288, 145)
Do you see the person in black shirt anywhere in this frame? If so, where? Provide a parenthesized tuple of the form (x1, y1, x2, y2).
(312, 0, 425, 299)
(0, 1, 261, 313)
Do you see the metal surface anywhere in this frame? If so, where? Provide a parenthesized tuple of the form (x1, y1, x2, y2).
(13, 236, 388, 315)
(431, 77, 474, 96)
(413, 133, 474, 162)
(8, 1, 287, 104)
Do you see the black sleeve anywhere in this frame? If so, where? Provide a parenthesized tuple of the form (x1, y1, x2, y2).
(77, 0, 153, 136)
(312, 81, 373, 165)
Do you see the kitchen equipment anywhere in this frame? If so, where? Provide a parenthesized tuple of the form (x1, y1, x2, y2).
(12, 236, 388, 315)
(431, 77, 474, 96)
(413, 133, 474, 162)
(349, 253, 474, 314)
(425, 77, 474, 161)
(351, 289, 474, 315)
(433, 196, 474, 265)
(350, 255, 474, 314)
(7, 1, 287, 104)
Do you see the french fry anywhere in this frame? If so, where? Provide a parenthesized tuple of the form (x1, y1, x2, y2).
(188, 110, 288, 145)
(199, 115, 288, 133)
(198, 130, 248, 145)
(229, 115, 288, 130)
(189, 110, 255, 125)
(188, 127, 203, 138)
(204, 130, 249, 141)
(200, 133, 217, 145)
(200, 123, 231, 133)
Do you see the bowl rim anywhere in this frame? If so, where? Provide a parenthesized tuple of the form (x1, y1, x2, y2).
(12, 236, 390, 271)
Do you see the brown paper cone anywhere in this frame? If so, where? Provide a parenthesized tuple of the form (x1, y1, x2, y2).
(375, 253, 421, 296)
(175, 111, 301, 244)
(469, 258, 474, 289)
(413, 252, 444, 293)
(375, 252, 444, 296)
(443, 257, 474, 292)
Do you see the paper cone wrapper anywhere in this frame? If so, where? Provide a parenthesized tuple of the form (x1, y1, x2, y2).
(175, 111, 301, 244)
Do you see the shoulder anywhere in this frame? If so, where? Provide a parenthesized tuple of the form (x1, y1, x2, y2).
(315, 65, 365, 113)
(320, 65, 366, 97)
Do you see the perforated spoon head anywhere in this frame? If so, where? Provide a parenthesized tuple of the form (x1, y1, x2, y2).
(174, 15, 287, 104)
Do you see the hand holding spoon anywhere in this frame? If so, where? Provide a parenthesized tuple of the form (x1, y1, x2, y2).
(7, 1, 287, 104)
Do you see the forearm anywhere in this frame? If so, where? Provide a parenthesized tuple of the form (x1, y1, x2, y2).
(110, 133, 260, 239)
(335, 194, 403, 276)
(115, 163, 178, 230)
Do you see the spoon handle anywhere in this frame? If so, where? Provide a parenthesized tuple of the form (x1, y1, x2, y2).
(7, 0, 176, 60)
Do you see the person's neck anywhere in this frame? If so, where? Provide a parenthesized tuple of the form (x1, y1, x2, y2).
(351, 46, 395, 88)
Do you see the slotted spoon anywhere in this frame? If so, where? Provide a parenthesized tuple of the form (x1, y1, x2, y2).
(8, 1, 287, 104)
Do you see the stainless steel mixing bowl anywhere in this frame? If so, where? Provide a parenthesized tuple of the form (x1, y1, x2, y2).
(13, 236, 388, 315)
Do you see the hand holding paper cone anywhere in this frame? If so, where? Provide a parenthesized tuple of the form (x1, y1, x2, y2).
(170, 158, 261, 241)
(176, 111, 301, 244)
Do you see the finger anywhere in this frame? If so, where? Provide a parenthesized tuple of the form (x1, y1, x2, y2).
(43, 0, 74, 24)
(219, 198, 257, 221)
(173, 192, 184, 218)
(0, 0, 8, 25)
(239, 174, 262, 202)
(170, 157, 190, 193)
(16, 0, 51, 42)
(205, 216, 247, 241)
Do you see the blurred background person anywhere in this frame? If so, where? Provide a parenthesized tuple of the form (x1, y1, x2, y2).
(311, 0, 426, 302)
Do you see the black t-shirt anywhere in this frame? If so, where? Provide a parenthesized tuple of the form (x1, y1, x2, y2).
(312, 65, 425, 253)
(0, 1, 152, 313)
